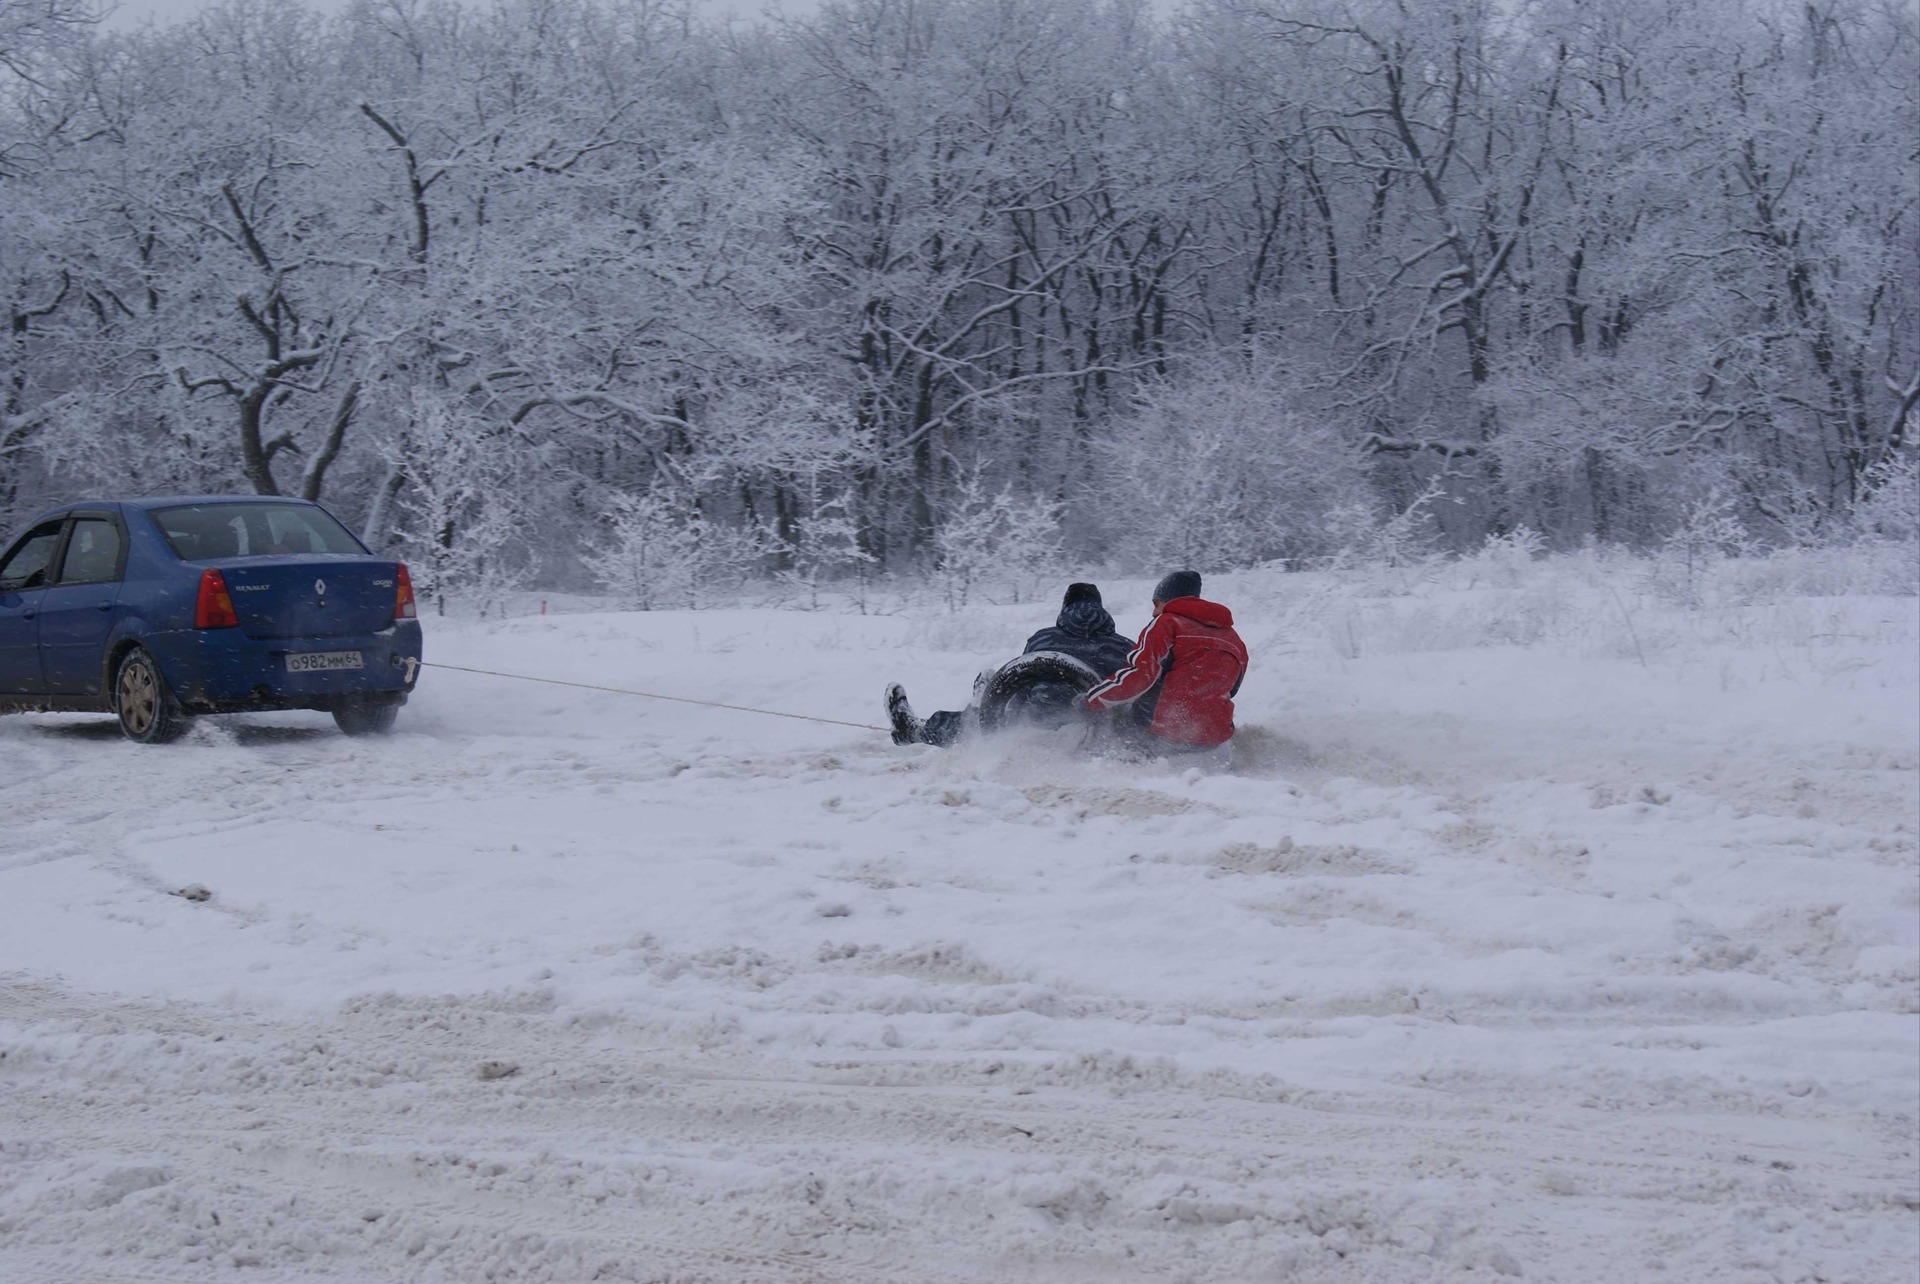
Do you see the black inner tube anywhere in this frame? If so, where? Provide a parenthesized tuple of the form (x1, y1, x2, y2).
(976, 651, 1103, 734)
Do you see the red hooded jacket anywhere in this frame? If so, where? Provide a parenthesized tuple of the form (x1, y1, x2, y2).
(1083, 597, 1248, 747)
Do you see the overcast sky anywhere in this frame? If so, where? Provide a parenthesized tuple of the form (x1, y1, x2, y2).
(104, 0, 353, 27)
(102, 0, 808, 30)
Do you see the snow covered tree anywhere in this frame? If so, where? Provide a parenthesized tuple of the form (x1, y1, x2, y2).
(384, 392, 529, 614)
(0, 0, 1911, 581)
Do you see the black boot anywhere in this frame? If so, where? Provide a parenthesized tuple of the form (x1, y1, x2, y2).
(884, 683, 925, 745)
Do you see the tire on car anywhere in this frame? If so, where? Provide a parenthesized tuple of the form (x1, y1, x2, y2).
(332, 697, 399, 737)
(114, 645, 191, 744)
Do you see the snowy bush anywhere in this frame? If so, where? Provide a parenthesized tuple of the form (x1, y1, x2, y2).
(1703, 544, 1919, 603)
(1086, 368, 1368, 572)
(589, 488, 772, 611)
(1644, 489, 1757, 607)
(932, 474, 1064, 610)
(1319, 476, 1451, 595)
(1858, 455, 1918, 541)
(385, 401, 531, 617)
(1471, 524, 1548, 587)
(1850, 455, 1919, 593)
(779, 486, 879, 612)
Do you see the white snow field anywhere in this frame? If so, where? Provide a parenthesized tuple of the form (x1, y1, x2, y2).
(1, 553, 1916, 1283)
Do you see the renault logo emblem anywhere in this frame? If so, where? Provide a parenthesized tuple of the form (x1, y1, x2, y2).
(315, 578, 327, 596)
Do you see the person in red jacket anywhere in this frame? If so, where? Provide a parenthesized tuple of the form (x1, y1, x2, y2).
(1083, 570, 1248, 753)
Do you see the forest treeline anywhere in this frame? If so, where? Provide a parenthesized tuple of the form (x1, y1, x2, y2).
(2, 0, 1915, 599)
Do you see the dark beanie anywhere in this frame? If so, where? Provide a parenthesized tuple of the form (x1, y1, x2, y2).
(1152, 569, 1202, 602)
(1062, 581, 1102, 608)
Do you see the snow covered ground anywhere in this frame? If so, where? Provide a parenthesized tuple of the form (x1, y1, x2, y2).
(2, 553, 1916, 1283)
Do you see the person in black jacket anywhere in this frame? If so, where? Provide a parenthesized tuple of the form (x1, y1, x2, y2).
(1021, 582, 1136, 676)
(886, 582, 1132, 747)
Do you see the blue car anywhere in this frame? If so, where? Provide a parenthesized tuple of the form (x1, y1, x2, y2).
(0, 496, 423, 742)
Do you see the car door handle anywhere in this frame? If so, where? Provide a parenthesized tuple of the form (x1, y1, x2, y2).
(97, 602, 112, 611)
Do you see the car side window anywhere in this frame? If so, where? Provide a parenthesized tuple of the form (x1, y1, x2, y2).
(55, 517, 124, 585)
(0, 522, 65, 592)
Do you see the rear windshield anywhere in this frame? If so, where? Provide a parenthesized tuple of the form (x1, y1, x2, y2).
(151, 503, 366, 560)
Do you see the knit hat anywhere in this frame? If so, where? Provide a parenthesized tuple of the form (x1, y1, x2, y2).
(1062, 582, 1102, 608)
(1056, 597, 1118, 638)
(1152, 570, 1202, 603)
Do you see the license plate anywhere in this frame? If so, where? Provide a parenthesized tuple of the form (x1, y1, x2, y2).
(286, 650, 364, 673)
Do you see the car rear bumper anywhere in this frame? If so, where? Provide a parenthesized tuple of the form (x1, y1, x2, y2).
(147, 621, 424, 713)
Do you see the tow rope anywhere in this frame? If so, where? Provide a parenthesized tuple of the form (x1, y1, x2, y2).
(420, 661, 889, 733)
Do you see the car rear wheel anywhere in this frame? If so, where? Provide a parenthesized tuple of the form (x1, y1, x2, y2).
(333, 699, 399, 737)
(115, 647, 190, 744)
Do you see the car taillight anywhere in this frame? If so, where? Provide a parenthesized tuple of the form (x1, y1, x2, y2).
(194, 569, 238, 629)
(394, 563, 417, 620)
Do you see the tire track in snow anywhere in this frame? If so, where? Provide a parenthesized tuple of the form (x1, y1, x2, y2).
(7, 975, 1914, 1284)
(3, 604, 1915, 1284)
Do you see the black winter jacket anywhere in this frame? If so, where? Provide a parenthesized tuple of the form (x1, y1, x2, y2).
(1023, 600, 1133, 677)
